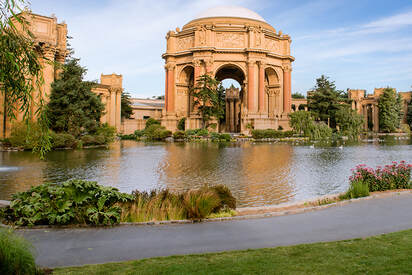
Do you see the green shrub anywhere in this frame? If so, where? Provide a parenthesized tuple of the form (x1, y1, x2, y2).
(51, 132, 77, 149)
(145, 118, 161, 129)
(197, 129, 209, 137)
(81, 135, 95, 146)
(1, 180, 132, 226)
(177, 118, 186, 131)
(94, 135, 106, 145)
(340, 181, 370, 199)
(119, 134, 136, 140)
(0, 229, 42, 275)
(144, 125, 171, 141)
(210, 133, 231, 142)
(8, 122, 43, 150)
(283, 130, 294, 138)
(96, 123, 116, 143)
(173, 131, 187, 140)
(134, 130, 145, 138)
(278, 125, 284, 131)
(308, 122, 333, 140)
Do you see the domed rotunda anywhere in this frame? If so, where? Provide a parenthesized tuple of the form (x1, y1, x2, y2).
(162, 6, 294, 132)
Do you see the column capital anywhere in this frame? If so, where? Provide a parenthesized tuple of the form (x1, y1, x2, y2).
(204, 58, 213, 67)
(282, 63, 292, 72)
(193, 59, 202, 67)
(257, 60, 266, 66)
(247, 59, 257, 66)
(164, 63, 176, 71)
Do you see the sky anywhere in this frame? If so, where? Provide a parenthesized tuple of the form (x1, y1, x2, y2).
(31, 0, 412, 98)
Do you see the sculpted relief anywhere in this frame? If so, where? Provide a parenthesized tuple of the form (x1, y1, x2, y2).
(177, 36, 194, 51)
(216, 32, 245, 48)
(265, 38, 281, 54)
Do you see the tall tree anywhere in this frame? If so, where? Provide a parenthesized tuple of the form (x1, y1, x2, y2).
(46, 58, 104, 137)
(191, 74, 225, 128)
(378, 87, 403, 133)
(121, 92, 133, 119)
(335, 107, 364, 139)
(307, 75, 350, 129)
(407, 99, 412, 129)
(0, 0, 51, 156)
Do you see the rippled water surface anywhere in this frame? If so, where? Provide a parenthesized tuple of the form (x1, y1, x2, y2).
(1, 139, 411, 207)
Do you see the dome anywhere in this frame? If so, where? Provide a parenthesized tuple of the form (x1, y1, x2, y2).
(194, 6, 266, 22)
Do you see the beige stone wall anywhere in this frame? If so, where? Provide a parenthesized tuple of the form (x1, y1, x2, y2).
(91, 74, 123, 132)
(1, 13, 67, 138)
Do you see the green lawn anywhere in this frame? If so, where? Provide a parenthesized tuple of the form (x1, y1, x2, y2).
(54, 229, 412, 275)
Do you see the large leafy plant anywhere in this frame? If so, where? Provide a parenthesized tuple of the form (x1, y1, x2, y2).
(1, 180, 133, 226)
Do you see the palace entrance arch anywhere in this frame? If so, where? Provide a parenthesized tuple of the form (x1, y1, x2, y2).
(215, 64, 245, 133)
(162, 6, 294, 133)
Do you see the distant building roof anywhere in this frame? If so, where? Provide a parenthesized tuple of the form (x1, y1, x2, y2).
(131, 98, 164, 108)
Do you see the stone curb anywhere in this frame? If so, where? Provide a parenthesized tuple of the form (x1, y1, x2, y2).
(2, 190, 411, 230)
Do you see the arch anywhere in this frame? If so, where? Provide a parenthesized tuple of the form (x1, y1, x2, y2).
(264, 67, 279, 86)
(178, 65, 194, 86)
(214, 63, 246, 84)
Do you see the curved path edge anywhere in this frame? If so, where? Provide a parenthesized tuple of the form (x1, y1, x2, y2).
(17, 191, 412, 268)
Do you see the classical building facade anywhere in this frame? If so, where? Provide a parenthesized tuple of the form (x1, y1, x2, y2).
(0, 12, 122, 137)
(1, 12, 67, 137)
(162, 6, 294, 133)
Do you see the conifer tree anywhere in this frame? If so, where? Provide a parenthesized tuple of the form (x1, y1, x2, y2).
(47, 58, 104, 137)
(121, 92, 133, 119)
(307, 75, 349, 129)
(378, 88, 403, 133)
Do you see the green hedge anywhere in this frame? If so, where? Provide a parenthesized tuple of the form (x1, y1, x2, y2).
(251, 129, 294, 139)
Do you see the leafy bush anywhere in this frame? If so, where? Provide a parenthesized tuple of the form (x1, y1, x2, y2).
(197, 129, 209, 137)
(0, 229, 42, 275)
(1, 180, 132, 226)
(308, 122, 333, 140)
(80, 135, 95, 146)
(51, 132, 77, 149)
(349, 162, 411, 192)
(144, 124, 171, 141)
(96, 123, 116, 143)
(210, 133, 231, 142)
(119, 134, 137, 140)
(177, 118, 186, 131)
(145, 118, 161, 129)
(134, 130, 145, 138)
(251, 129, 290, 139)
(94, 135, 106, 145)
(173, 131, 187, 140)
(8, 122, 43, 150)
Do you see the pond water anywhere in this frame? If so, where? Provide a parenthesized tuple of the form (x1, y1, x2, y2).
(1, 138, 411, 207)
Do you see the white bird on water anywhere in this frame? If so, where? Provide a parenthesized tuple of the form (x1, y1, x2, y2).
(338, 145, 343, 149)
(310, 144, 315, 149)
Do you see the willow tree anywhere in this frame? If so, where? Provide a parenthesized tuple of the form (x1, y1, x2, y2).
(191, 74, 225, 129)
(0, 0, 50, 156)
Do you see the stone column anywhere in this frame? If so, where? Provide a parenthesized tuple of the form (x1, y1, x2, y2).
(110, 88, 116, 127)
(194, 59, 201, 86)
(40, 45, 56, 106)
(372, 104, 379, 132)
(234, 99, 238, 131)
(116, 89, 122, 132)
(205, 59, 213, 75)
(258, 61, 265, 112)
(247, 61, 255, 113)
(282, 64, 292, 113)
(229, 99, 234, 132)
(225, 100, 230, 132)
(166, 63, 175, 113)
(164, 67, 169, 112)
(362, 105, 368, 130)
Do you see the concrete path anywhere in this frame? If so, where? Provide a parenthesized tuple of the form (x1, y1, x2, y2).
(19, 193, 412, 268)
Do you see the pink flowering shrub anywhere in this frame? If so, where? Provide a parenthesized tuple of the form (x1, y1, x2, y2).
(349, 161, 412, 192)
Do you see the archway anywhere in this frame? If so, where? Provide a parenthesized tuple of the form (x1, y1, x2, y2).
(178, 66, 194, 116)
(264, 67, 280, 117)
(215, 64, 246, 133)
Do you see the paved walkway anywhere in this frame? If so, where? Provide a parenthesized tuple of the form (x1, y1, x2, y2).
(19, 193, 412, 267)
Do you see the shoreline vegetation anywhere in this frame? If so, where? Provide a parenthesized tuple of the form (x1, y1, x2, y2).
(1, 162, 410, 228)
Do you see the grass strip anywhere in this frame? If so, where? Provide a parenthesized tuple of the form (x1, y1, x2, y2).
(54, 229, 412, 275)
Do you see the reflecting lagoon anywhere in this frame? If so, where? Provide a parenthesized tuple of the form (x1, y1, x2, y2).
(1, 138, 411, 207)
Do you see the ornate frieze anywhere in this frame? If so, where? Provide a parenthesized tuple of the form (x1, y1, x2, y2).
(176, 36, 194, 51)
(216, 32, 245, 48)
(265, 38, 281, 53)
